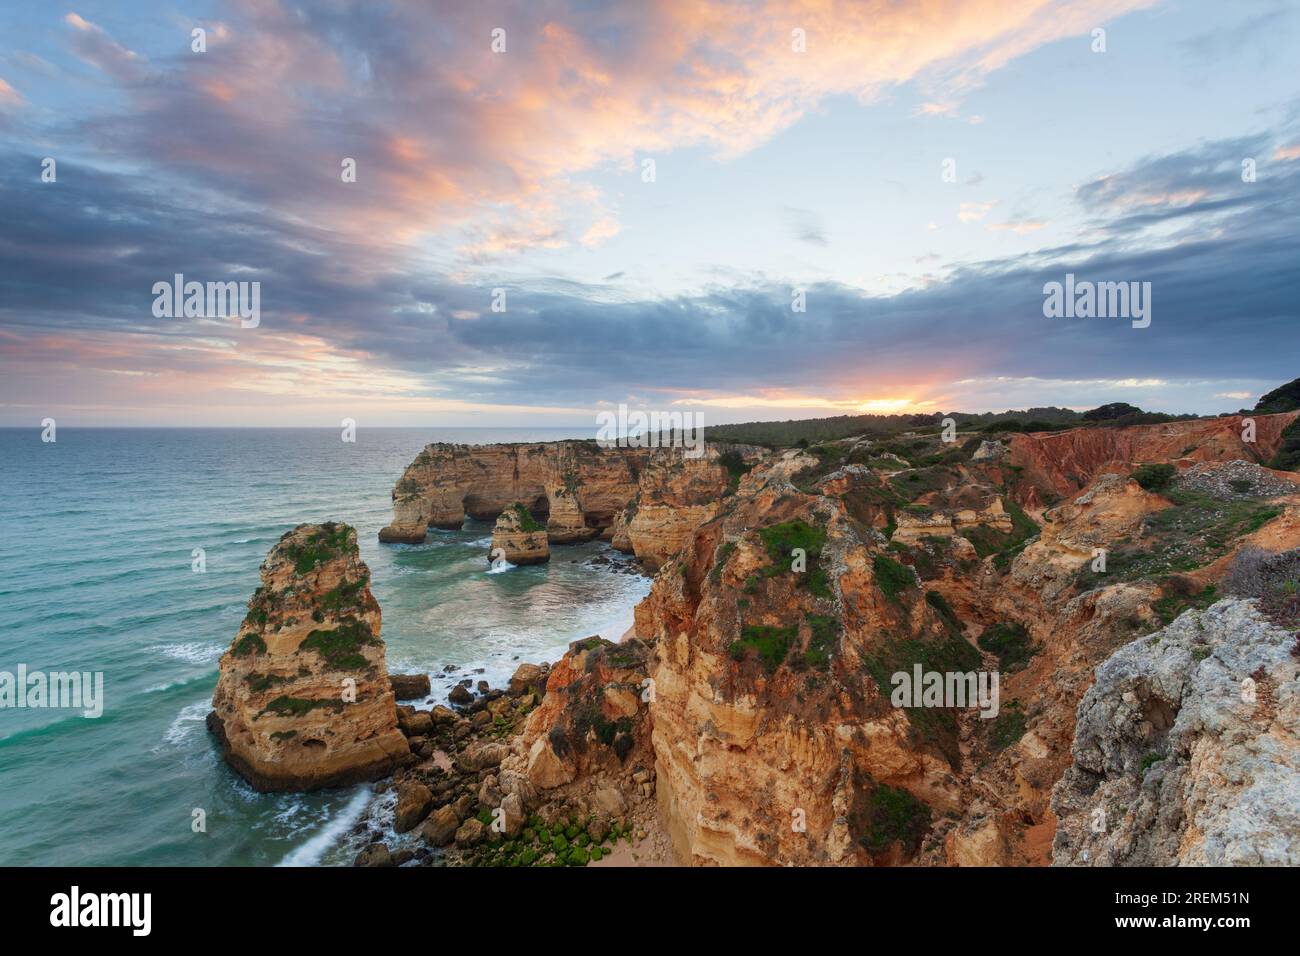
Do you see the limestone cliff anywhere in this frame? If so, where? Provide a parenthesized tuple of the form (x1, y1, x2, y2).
(208, 522, 408, 791)
(375, 413, 1300, 866)
(1051, 599, 1300, 865)
(379, 441, 648, 543)
(380, 439, 763, 569)
(624, 421, 1300, 866)
(1006, 411, 1299, 505)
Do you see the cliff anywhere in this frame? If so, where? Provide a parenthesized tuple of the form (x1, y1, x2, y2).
(207, 523, 409, 791)
(364, 412, 1300, 866)
(620, 419, 1300, 865)
(1052, 599, 1300, 865)
(379, 441, 647, 543)
(380, 439, 763, 570)
(1006, 411, 1300, 506)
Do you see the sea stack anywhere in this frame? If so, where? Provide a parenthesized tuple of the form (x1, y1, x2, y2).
(489, 504, 550, 565)
(207, 522, 408, 791)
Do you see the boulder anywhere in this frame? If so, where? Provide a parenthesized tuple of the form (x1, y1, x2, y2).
(508, 662, 546, 696)
(420, 805, 459, 846)
(454, 818, 485, 847)
(393, 781, 433, 833)
(526, 736, 575, 789)
(390, 673, 432, 700)
(500, 793, 526, 837)
(354, 843, 394, 867)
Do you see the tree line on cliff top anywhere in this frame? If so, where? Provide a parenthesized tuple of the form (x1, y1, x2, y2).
(697, 376, 1300, 458)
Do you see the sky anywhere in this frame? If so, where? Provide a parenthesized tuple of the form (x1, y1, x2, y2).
(0, 0, 1297, 427)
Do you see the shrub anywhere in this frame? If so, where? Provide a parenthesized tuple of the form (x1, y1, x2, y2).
(977, 621, 1038, 672)
(301, 617, 379, 670)
(873, 554, 914, 603)
(511, 503, 544, 532)
(1131, 463, 1176, 491)
(858, 784, 931, 855)
(729, 624, 797, 674)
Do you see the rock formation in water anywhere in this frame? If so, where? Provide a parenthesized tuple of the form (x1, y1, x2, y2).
(380, 439, 763, 570)
(357, 407, 1300, 867)
(207, 522, 408, 791)
(489, 504, 550, 565)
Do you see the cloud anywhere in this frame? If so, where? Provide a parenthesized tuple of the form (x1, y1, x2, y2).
(0, 77, 23, 107)
(959, 200, 997, 222)
(48, 0, 1154, 258)
(4, 122, 1297, 424)
(63, 12, 147, 83)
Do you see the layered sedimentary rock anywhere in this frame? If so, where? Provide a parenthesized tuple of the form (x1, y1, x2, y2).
(208, 523, 408, 791)
(372, 410, 1300, 866)
(626, 418, 1300, 866)
(640, 483, 976, 866)
(381, 439, 762, 569)
(1052, 599, 1300, 865)
(380, 441, 648, 543)
(891, 497, 1013, 545)
(1006, 412, 1299, 505)
(505, 635, 655, 792)
(489, 504, 550, 565)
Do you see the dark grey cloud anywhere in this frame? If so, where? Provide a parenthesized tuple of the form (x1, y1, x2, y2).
(2, 126, 1299, 409)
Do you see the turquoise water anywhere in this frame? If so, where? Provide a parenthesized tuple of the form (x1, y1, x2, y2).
(0, 428, 650, 866)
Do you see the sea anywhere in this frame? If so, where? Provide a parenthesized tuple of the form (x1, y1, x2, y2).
(0, 427, 651, 866)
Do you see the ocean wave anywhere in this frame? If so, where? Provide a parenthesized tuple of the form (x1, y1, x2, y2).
(162, 701, 211, 747)
(277, 787, 372, 867)
(484, 559, 516, 575)
(159, 641, 225, 664)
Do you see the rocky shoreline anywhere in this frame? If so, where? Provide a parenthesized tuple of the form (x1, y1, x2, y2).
(211, 406, 1300, 867)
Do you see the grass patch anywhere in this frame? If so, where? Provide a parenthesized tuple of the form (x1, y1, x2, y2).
(801, 613, 840, 670)
(987, 700, 1026, 751)
(300, 617, 379, 670)
(233, 632, 266, 657)
(281, 523, 353, 576)
(1152, 576, 1217, 624)
(511, 503, 544, 532)
(758, 519, 832, 598)
(728, 624, 798, 674)
(873, 554, 915, 604)
(261, 695, 345, 718)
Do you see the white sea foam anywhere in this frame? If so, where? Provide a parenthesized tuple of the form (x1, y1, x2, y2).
(161, 700, 210, 747)
(485, 559, 516, 575)
(277, 787, 372, 867)
(159, 641, 224, 664)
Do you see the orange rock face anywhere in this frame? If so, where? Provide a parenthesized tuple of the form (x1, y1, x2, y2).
(625, 417, 1300, 866)
(380, 440, 764, 569)
(1006, 412, 1299, 504)
(208, 523, 408, 791)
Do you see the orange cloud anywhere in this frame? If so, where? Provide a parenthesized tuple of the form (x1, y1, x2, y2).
(66, 0, 1154, 262)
